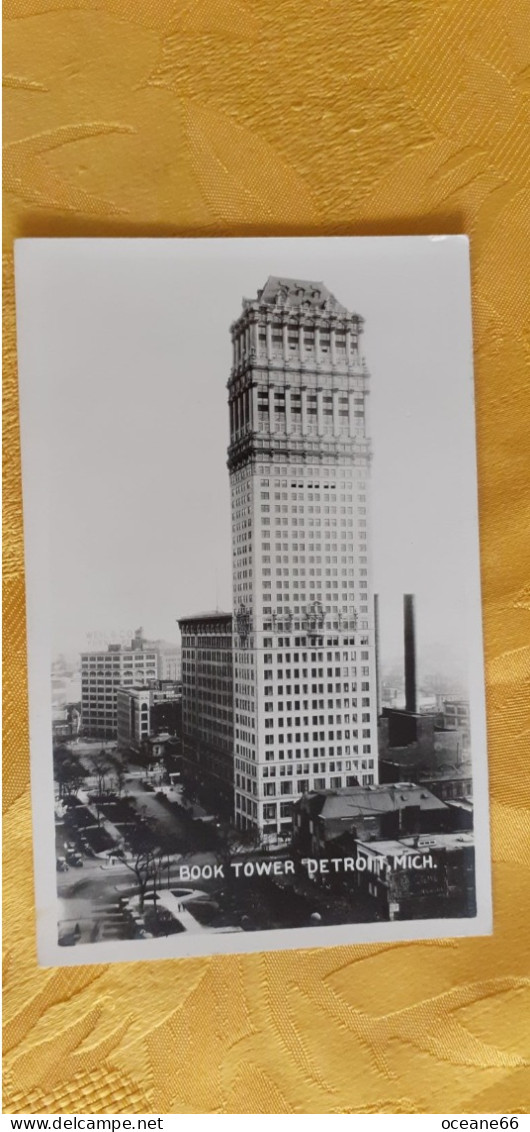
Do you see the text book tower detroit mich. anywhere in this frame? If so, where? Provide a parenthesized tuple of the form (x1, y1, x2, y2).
(227, 276, 379, 841)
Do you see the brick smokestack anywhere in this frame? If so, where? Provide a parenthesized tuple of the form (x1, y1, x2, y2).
(403, 594, 417, 714)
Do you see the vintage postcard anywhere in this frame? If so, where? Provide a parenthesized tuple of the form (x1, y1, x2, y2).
(14, 236, 492, 966)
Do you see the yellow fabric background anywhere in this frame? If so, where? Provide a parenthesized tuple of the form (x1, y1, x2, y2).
(3, 0, 530, 1115)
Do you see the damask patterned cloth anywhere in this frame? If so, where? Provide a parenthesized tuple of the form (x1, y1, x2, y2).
(3, 0, 530, 1116)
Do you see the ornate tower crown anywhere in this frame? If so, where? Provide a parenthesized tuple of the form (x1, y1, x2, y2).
(256, 276, 350, 313)
(227, 276, 369, 473)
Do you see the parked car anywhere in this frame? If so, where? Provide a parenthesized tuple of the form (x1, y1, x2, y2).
(66, 851, 84, 867)
(56, 857, 69, 872)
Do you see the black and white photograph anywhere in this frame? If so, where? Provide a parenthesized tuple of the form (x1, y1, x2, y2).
(15, 236, 492, 966)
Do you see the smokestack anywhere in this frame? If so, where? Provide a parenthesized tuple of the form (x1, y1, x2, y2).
(403, 594, 417, 714)
(374, 594, 382, 716)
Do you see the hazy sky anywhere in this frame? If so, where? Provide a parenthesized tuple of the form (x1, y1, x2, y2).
(16, 237, 480, 678)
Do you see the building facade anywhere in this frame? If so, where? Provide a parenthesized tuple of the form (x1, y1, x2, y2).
(145, 640, 181, 682)
(440, 698, 471, 747)
(116, 680, 181, 753)
(227, 276, 379, 840)
(81, 631, 159, 738)
(179, 613, 234, 809)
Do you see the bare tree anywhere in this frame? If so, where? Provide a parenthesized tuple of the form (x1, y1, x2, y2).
(122, 846, 160, 913)
(123, 814, 161, 913)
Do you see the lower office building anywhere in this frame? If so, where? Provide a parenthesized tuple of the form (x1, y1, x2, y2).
(81, 631, 160, 739)
(116, 680, 181, 754)
(179, 613, 234, 812)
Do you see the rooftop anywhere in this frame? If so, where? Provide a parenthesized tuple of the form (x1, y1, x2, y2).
(422, 768, 472, 781)
(178, 611, 232, 624)
(254, 276, 351, 315)
(300, 783, 448, 822)
(358, 832, 474, 856)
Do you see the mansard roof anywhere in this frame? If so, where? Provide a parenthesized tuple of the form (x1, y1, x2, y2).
(255, 276, 350, 314)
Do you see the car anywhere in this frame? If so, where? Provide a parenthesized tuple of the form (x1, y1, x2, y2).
(56, 857, 69, 872)
(66, 852, 84, 867)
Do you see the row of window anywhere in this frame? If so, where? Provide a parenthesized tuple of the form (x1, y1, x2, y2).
(260, 758, 374, 775)
(261, 541, 368, 555)
(264, 666, 369, 684)
(232, 468, 367, 483)
(260, 505, 364, 516)
(235, 742, 373, 758)
(234, 774, 376, 812)
(264, 649, 369, 665)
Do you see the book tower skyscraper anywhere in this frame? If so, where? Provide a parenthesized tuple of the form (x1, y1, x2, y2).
(227, 276, 379, 841)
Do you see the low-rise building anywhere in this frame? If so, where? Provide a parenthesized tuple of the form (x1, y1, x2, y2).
(52, 702, 81, 741)
(353, 831, 476, 920)
(293, 782, 451, 857)
(444, 798, 473, 830)
(116, 680, 181, 753)
(420, 769, 473, 803)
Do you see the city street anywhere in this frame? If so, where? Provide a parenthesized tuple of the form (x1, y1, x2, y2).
(54, 744, 384, 945)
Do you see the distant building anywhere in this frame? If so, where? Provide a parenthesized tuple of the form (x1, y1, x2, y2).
(378, 708, 468, 783)
(51, 670, 82, 714)
(293, 782, 452, 857)
(116, 680, 181, 753)
(52, 702, 81, 741)
(145, 639, 181, 682)
(420, 769, 473, 803)
(376, 599, 471, 784)
(81, 630, 161, 738)
(439, 699, 470, 747)
(179, 613, 234, 810)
